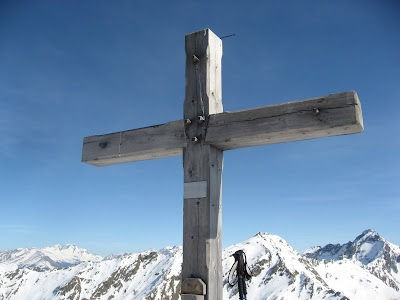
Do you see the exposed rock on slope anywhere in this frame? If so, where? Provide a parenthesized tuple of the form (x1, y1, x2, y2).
(304, 229, 400, 293)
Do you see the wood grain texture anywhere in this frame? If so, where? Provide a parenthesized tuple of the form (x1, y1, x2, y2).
(182, 146, 223, 300)
(206, 91, 364, 150)
(182, 28, 223, 300)
(82, 120, 185, 166)
(181, 295, 204, 300)
(181, 278, 206, 295)
(82, 91, 363, 166)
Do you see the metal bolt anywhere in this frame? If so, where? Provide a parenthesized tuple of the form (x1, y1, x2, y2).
(193, 55, 199, 63)
(185, 119, 192, 124)
(99, 142, 107, 148)
(192, 137, 199, 142)
(197, 116, 205, 123)
(313, 108, 320, 115)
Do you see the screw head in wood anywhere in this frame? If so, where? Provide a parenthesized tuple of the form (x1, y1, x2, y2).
(197, 116, 205, 123)
(313, 108, 320, 115)
(185, 119, 192, 124)
(192, 137, 199, 142)
(192, 55, 199, 63)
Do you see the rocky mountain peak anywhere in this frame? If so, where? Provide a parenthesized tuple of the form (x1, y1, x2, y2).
(303, 229, 389, 264)
(354, 229, 381, 243)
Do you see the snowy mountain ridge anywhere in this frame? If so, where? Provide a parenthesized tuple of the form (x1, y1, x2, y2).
(0, 243, 103, 271)
(303, 229, 395, 263)
(0, 230, 399, 299)
(304, 229, 400, 292)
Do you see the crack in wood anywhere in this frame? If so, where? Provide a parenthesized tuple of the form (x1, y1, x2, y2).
(208, 104, 356, 127)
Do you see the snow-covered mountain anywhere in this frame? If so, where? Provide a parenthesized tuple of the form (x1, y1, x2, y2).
(222, 233, 347, 299)
(304, 229, 391, 263)
(304, 229, 400, 296)
(0, 246, 182, 300)
(0, 244, 103, 270)
(0, 230, 399, 299)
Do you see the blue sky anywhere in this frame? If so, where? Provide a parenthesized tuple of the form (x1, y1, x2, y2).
(0, 1, 399, 256)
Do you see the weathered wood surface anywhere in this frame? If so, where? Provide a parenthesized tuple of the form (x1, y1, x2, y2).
(81, 27, 365, 300)
(181, 295, 204, 300)
(181, 278, 207, 295)
(182, 147, 223, 300)
(82, 120, 184, 166)
(182, 28, 223, 300)
(82, 91, 363, 166)
(207, 90, 363, 150)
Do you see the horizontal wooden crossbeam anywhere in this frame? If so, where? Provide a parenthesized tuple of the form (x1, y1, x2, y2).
(82, 91, 363, 166)
(206, 91, 363, 150)
(82, 120, 185, 166)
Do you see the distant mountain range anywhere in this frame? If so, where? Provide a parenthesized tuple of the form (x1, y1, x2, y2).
(0, 244, 102, 271)
(0, 229, 399, 299)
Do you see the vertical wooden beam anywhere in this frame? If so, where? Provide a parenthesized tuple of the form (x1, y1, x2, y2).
(182, 29, 223, 300)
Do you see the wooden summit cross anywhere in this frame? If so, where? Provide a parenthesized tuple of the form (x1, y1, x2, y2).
(82, 29, 363, 300)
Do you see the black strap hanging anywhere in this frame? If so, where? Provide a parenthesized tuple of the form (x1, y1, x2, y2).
(228, 250, 252, 300)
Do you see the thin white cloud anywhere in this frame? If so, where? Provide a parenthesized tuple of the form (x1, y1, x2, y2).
(0, 225, 31, 234)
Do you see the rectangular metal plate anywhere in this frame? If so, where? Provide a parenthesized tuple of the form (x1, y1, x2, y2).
(184, 181, 207, 199)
